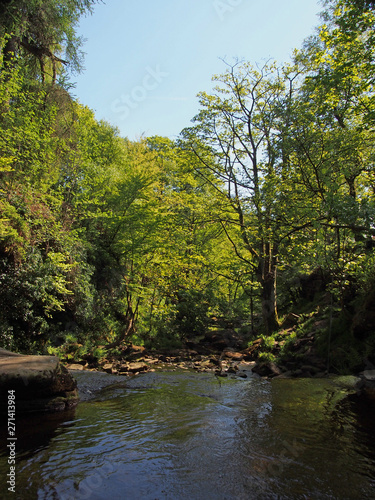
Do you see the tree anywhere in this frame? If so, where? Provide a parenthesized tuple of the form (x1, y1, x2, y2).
(144, 137, 231, 342)
(289, 0, 375, 303)
(0, 0, 98, 83)
(181, 61, 303, 334)
(300, 0, 375, 129)
(93, 136, 231, 348)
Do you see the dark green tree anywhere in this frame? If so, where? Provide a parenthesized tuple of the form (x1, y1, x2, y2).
(0, 0, 98, 82)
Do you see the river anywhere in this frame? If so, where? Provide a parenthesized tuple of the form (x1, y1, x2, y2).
(1, 370, 375, 499)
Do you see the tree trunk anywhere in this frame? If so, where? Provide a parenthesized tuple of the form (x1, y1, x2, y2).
(260, 270, 279, 335)
(105, 313, 135, 350)
(2, 35, 18, 72)
(257, 242, 279, 335)
(105, 295, 139, 349)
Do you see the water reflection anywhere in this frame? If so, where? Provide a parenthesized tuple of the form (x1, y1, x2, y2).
(0, 372, 374, 500)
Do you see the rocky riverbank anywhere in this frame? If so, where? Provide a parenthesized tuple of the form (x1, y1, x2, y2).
(62, 322, 373, 403)
(64, 326, 329, 381)
(66, 344, 256, 379)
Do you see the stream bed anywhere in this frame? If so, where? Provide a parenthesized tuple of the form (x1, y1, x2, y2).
(1, 370, 375, 499)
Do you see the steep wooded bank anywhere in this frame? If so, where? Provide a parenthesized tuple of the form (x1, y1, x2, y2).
(1, 0, 375, 375)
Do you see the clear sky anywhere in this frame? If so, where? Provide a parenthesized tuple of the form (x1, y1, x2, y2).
(73, 0, 322, 140)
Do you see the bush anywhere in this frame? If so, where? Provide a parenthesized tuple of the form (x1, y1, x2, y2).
(258, 352, 276, 363)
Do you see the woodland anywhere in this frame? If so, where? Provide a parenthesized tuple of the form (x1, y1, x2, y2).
(1, 0, 375, 374)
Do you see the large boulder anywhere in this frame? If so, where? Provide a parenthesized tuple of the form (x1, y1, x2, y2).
(0, 348, 78, 412)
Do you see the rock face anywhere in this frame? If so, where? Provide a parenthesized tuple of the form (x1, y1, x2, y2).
(0, 348, 78, 413)
(352, 290, 375, 341)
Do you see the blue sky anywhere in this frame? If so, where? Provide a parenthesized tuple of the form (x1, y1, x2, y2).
(73, 0, 322, 140)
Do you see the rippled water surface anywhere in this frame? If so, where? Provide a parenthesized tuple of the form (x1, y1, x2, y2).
(1, 371, 375, 499)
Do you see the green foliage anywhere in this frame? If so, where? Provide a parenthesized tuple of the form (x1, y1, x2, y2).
(258, 334, 276, 351)
(258, 352, 276, 363)
(314, 313, 364, 373)
(91, 346, 106, 362)
(0, 0, 98, 82)
(1, 0, 375, 374)
(279, 331, 298, 358)
(0, 248, 75, 350)
(46, 345, 63, 358)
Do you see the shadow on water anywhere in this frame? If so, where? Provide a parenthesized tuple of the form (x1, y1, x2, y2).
(0, 409, 77, 461)
(0, 371, 374, 500)
(334, 392, 375, 476)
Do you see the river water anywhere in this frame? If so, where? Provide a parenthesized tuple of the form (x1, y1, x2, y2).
(1, 370, 375, 499)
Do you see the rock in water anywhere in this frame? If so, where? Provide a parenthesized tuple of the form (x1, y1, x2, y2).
(0, 348, 78, 412)
(251, 361, 283, 378)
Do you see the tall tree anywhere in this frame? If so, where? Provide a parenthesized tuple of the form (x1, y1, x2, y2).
(289, 0, 375, 297)
(182, 61, 302, 334)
